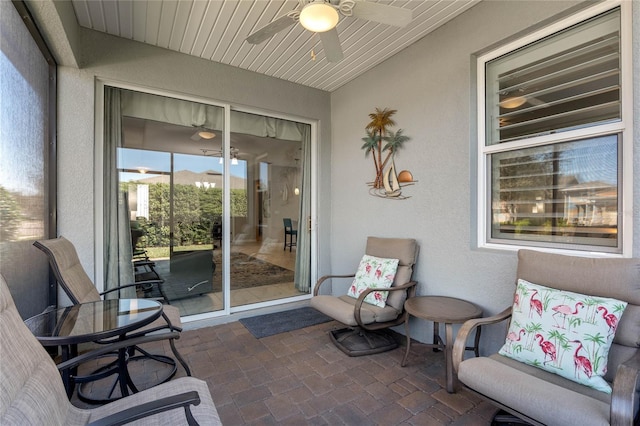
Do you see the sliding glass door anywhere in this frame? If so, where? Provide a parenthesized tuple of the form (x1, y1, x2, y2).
(106, 86, 312, 318)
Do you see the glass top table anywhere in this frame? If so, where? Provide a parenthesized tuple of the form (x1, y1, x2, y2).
(25, 299, 165, 401)
(25, 299, 163, 346)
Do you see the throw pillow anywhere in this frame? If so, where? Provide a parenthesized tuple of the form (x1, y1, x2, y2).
(347, 255, 399, 308)
(499, 279, 627, 393)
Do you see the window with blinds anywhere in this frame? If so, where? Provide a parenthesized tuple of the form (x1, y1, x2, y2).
(485, 8, 621, 145)
(490, 136, 618, 249)
(478, 2, 630, 255)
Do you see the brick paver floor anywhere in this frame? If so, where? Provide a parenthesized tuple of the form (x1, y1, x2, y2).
(71, 319, 498, 425)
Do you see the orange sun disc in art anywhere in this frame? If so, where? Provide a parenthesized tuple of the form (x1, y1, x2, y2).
(397, 170, 413, 183)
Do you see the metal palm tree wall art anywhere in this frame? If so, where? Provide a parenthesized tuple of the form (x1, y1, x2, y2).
(362, 108, 415, 199)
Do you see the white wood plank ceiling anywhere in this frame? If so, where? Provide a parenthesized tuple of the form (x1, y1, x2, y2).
(71, 0, 480, 92)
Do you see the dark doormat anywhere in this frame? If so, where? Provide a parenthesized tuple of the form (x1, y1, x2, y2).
(239, 307, 333, 339)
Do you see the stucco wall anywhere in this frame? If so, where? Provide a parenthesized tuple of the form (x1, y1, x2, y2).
(330, 0, 640, 351)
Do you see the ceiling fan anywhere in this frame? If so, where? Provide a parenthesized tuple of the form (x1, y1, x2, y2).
(246, 0, 413, 63)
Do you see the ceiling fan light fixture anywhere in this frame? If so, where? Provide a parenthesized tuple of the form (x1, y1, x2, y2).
(198, 130, 216, 139)
(299, 2, 339, 33)
(499, 96, 527, 109)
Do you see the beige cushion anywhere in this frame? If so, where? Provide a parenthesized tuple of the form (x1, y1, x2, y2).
(458, 354, 611, 426)
(0, 275, 85, 425)
(517, 250, 640, 382)
(34, 237, 101, 304)
(310, 295, 401, 326)
(365, 237, 418, 310)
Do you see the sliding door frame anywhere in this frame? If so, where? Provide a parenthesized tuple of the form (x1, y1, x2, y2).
(94, 80, 317, 321)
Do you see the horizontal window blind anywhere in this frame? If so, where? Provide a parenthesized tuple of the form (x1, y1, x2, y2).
(485, 8, 621, 145)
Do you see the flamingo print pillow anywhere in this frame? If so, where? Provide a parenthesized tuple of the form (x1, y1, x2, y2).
(499, 279, 627, 393)
(347, 255, 399, 308)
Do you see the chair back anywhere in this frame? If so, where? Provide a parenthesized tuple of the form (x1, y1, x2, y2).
(34, 237, 101, 304)
(0, 275, 76, 424)
(283, 218, 294, 231)
(365, 237, 419, 310)
(516, 249, 640, 383)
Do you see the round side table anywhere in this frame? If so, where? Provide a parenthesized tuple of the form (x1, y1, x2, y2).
(401, 296, 482, 393)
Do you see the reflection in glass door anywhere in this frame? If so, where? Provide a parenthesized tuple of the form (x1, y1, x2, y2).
(118, 147, 227, 316)
(227, 121, 308, 308)
(109, 87, 312, 318)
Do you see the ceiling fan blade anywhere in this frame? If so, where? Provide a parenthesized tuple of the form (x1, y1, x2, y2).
(246, 15, 297, 44)
(190, 131, 201, 141)
(319, 28, 344, 63)
(351, 1, 412, 27)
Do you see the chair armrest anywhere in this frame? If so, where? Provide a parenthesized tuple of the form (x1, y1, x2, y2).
(125, 311, 182, 340)
(452, 307, 512, 373)
(354, 281, 418, 329)
(611, 350, 640, 426)
(313, 274, 355, 296)
(87, 391, 201, 426)
(99, 280, 163, 297)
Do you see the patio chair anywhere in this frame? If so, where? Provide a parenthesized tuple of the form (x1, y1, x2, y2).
(453, 249, 640, 426)
(0, 274, 221, 425)
(33, 236, 191, 397)
(283, 218, 297, 251)
(310, 236, 419, 356)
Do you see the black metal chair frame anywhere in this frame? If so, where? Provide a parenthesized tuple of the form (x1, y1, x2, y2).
(283, 218, 297, 252)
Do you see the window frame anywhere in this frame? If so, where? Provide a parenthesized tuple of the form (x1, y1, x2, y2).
(476, 0, 633, 257)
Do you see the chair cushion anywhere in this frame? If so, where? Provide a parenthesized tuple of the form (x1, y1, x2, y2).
(347, 255, 398, 308)
(499, 279, 626, 393)
(34, 237, 101, 304)
(0, 275, 90, 425)
(310, 295, 401, 326)
(516, 250, 640, 385)
(365, 237, 418, 310)
(458, 354, 611, 426)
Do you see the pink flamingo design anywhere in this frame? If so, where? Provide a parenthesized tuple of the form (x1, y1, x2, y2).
(534, 333, 556, 365)
(551, 302, 584, 329)
(529, 290, 542, 318)
(570, 340, 593, 379)
(597, 306, 619, 336)
(513, 293, 520, 310)
(375, 267, 382, 279)
(505, 329, 525, 352)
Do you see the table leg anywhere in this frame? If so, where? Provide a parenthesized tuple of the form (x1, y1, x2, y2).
(401, 317, 411, 367)
(433, 322, 440, 352)
(60, 345, 72, 398)
(445, 322, 455, 393)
